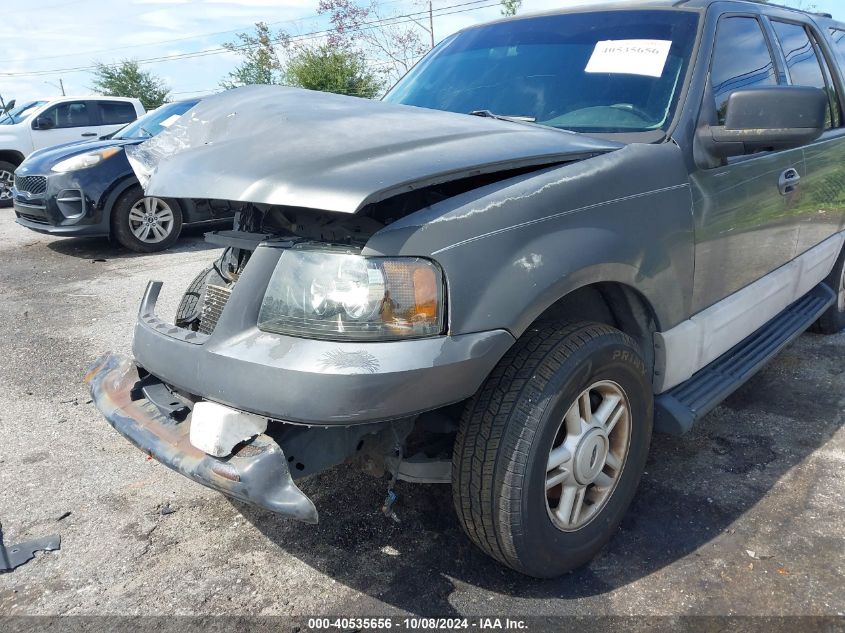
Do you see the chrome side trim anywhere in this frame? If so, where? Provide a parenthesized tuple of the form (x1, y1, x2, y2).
(655, 231, 845, 393)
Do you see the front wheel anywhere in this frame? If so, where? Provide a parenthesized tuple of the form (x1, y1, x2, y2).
(111, 186, 183, 253)
(452, 321, 653, 577)
(0, 160, 17, 209)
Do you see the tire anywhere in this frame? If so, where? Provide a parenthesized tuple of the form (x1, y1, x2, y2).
(175, 265, 227, 330)
(111, 185, 183, 253)
(815, 244, 845, 335)
(452, 321, 653, 578)
(0, 160, 17, 209)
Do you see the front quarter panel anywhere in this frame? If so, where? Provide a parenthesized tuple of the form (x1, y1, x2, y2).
(364, 142, 695, 337)
(0, 128, 32, 157)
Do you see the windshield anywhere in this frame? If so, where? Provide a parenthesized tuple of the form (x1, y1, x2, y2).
(113, 100, 199, 139)
(0, 101, 46, 125)
(384, 10, 699, 134)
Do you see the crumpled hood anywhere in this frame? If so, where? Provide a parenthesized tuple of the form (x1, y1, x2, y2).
(127, 85, 623, 214)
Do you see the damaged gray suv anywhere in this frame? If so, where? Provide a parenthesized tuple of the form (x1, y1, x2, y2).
(88, 0, 845, 577)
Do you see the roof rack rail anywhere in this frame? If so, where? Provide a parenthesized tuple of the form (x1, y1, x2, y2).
(740, 0, 832, 19)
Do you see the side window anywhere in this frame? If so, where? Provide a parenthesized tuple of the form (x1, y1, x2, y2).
(38, 101, 91, 129)
(99, 101, 137, 125)
(711, 17, 778, 124)
(772, 21, 840, 129)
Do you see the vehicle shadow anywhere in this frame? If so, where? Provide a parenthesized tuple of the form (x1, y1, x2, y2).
(45, 224, 224, 260)
(234, 335, 844, 615)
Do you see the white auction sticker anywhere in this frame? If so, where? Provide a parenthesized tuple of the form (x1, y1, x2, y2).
(585, 39, 672, 78)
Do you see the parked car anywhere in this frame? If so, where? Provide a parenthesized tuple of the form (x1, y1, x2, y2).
(87, 0, 845, 577)
(12, 99, 238, 252)
(0, 95, 145, 207)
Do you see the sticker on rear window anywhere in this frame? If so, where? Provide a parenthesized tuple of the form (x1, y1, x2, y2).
(585, 40, 672, 78)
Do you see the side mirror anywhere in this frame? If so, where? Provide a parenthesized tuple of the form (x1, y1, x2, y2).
(4, 99, 15, 112)
(698, 86, 827, 160)
(33, 116, 55, 130)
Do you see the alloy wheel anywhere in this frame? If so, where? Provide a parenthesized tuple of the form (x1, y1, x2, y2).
(545, 380, 632, 531)
(0, 169, 13, 201)
(128, 197, 175, 244)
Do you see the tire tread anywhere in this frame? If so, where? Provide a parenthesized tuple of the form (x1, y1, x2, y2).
(452, 321, 637, 573)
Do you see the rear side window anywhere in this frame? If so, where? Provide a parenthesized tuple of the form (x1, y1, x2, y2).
(711, 17, 778, 124)
(771, 21, 840, 128)
(99, 101, 137, 125)
(39, 101, 90, 129)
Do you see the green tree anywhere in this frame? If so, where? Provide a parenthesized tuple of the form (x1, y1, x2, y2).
(284, 44, 382, 98)
(500, 0, 521, 17)
(90, 60, 170, 110)
(318, 0, 429, 84)
(221, 21, 287, 88)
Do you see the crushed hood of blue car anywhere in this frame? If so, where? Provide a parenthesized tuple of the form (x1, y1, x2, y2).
(126, 85, 623, 214)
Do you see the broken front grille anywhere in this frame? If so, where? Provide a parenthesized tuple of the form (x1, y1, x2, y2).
(14, 175, 47, 195)
(198, 284, 232, 335)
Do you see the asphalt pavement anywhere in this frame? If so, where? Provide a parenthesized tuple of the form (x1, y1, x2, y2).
(0, 212, 843, 619)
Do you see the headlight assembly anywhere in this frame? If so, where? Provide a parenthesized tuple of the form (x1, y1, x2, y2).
(258, 249, 445, 341)
(51, 147, 121, 173)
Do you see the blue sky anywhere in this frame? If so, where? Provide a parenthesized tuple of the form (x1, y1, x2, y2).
(1, 0, 842, 105)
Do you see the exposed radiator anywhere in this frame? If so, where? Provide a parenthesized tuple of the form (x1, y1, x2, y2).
(199, 284, 233, 335)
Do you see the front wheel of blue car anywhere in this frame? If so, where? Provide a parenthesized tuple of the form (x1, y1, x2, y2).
(111, 185, 183, 253)
(452, 321, 653, 578)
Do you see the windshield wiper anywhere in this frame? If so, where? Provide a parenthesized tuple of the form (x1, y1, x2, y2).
(469, 110, 537, 123)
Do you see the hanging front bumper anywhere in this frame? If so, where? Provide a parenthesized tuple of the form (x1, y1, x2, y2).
(85, 353, 319, 523)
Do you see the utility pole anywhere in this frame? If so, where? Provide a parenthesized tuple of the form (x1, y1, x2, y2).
(44, 79, 66, 96)
(428, 1, 434, 49)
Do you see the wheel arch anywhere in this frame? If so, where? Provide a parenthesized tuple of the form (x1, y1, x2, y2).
(0, 150, 25, 167)
(102, 176, 142, 226)
(103, 177, 184, 230)
(523, 278, 662, 388)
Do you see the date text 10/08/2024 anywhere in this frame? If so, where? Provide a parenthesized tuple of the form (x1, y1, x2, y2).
(307, 618, 529, 630)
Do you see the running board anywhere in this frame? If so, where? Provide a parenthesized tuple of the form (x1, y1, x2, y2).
(654, 283, 836, 435)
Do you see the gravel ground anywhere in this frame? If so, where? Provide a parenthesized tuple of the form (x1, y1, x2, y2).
(0, 211, 843, 619)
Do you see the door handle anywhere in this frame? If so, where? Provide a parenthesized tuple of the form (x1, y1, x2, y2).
(81, 132, 97, 137)
(778, 168, 800, 195)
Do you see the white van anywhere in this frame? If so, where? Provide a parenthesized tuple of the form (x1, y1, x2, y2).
(0, 96, 145, 206)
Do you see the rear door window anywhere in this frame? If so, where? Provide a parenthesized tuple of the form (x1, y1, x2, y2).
(771, 21, 840, 128)
(99, 101, 137, 125)
(710, 17, 778, 124)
